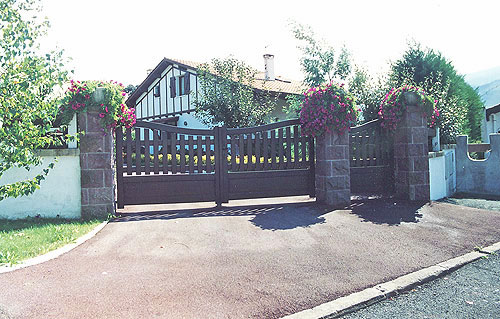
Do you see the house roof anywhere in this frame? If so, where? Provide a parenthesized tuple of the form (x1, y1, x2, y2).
(486, 103, 500, 119)
(125, 57, 306, 107)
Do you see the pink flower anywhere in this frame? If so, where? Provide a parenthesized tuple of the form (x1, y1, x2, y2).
(99, 113, 105, 118)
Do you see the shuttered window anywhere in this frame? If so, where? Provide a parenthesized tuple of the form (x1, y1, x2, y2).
(169, 73, 190, 97)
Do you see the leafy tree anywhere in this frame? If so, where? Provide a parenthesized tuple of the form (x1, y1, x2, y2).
(290, 21, 352, 88)
(123, 84, 137, 95)
(194, 57, 276, 128)
(0, 0, 69, 200)
(388, 42, 484, 143)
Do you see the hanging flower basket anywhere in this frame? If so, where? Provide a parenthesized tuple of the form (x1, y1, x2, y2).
(299, 82, 359, 138)
(378, 85, 439, 130)
(58, 80, 136, 131)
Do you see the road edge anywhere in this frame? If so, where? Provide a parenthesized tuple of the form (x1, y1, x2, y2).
(0, 220, 108, 274)
(281, 241, 500, 319)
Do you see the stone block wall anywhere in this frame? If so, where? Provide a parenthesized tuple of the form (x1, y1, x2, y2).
(315, 130, 351, 207)
(394, 102, 430, 201)
(78, 89, 115, 219)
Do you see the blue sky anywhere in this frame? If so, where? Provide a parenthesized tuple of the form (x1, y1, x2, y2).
(41, 0, 500, 86)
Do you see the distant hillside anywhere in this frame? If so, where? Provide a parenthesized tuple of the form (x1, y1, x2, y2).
(478, 80, 500, 107)
(465, 66, 500, 107)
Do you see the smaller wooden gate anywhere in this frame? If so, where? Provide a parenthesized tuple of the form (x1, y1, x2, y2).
(350, 119, 394, 194)
(115, 119, 314, 208)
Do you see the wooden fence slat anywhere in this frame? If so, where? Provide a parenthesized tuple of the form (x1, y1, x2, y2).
(230, 135, 237, 171)
(285, 127, 292, 169)
(135, 127, 141, 175)
(270, 130, 277, 169)
(205, 136, 212, 173)
(239, 134, 245, 171)
(293, 126, 299, 169)
(162, 131, 168, 174)
(188, 135, 194, 173)
(278, 128, 284, 170)
(197, 136, 202, 173)
(153, 129, 159, 174)
(126, 128, 132, 175)
(247, 133, 253, 171)
(171, 132, 177, 174)
(144, 129, 151, 174)
(255, 132, 262, 171)
(301, 130, 307, 169)
(180, 134, 186, 173)
(263, 131, 269, 170)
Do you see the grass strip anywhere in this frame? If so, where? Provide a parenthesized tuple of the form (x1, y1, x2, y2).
(0, 218, 103, 266)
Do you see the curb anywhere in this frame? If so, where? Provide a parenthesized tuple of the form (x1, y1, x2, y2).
(0, 220, 108, 274)
(281, 242, 500, 319)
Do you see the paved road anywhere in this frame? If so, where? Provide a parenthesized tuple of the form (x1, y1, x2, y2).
(0, 197, 499, 318)
(337, 252, 500, 319)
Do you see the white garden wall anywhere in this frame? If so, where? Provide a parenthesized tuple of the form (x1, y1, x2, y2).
(0, 149, 81, 219)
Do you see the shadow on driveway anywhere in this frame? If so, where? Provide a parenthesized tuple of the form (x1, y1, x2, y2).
(113, 201, 328, 231)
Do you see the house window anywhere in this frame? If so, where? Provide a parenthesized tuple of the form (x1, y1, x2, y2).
(178, 75, 186, 96)
(170, 73, 190, 98)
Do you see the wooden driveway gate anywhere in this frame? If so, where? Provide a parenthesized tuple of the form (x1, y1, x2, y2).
(349, 119, 394, 195)
(116, 119, 315, 208)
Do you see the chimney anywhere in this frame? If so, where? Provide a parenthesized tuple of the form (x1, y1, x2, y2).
(263, 54, 275, 81)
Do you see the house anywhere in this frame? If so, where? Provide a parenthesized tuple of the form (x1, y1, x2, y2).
(482, 102, 500, 142)
(125, 55, 306, 128)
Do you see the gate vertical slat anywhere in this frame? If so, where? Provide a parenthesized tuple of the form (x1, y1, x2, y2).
(293, 126, 299, 168)
(162, 131, 168, 174)
(219, 127, 229, 203)
(205, 136, 212, 173)
(374, 128, 381, 166)
(286, 127, 292, 169)
(247, 133, 253, 171)
(230, 135, 237, 171)
(369, 130, 376, 166)
(255, 132, 262, 171)
(188, 136, 194, 173)
(214, 127, 221, 205)
(180, 134, 186, 173)
(144, 129, 151, 174)
(171, 132, 177, 174)
(354, 134, 360, 167)
(278, 128, 284, 170)
(239, 134, 245, 171)
(263, 131, 269, 170)
(116, 128, 124, 209)
(135, 128, 141, 175)
(270, 130, 277, 170)
(197, 136, 202, 173)
(301, 132, 307, 168)
(153, 129, 159, 174)
(308, 136, 316, 197)
(126, 128, 132, 175)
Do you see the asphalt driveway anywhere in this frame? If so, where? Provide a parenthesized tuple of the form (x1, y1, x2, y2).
(1, 197, 500, 318)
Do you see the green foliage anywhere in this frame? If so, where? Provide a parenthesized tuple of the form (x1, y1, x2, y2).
(59, 80, 136, 130)
(299, 83, 358, 137)
(0, 0, 69, 201)
(388, 42, 484, 143)
(289, 21, 352, 88)
(194, 57, 276, 128)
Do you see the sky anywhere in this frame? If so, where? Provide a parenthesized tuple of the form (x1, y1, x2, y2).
(40, 0, 500, 86)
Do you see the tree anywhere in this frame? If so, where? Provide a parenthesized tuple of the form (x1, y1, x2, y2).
(0, 0, 69, 200)
(290, 21, 352, 88)
(388, 42, 484, 143)
(193, 57, 276, 128)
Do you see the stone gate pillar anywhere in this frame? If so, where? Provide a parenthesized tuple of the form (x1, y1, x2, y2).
(315, 130, 351, 208)
(394, 93, 430, 201)
(78, 88, 115, 219)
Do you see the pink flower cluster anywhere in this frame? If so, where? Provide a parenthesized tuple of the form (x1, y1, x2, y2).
(118, 103, 136, 129)
(378, 85, 439, 131)
(299, 82, 358, 137)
